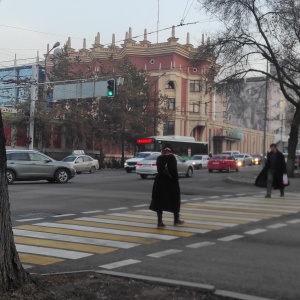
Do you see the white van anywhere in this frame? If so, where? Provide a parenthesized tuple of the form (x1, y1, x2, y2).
(221, 151, 240, 156)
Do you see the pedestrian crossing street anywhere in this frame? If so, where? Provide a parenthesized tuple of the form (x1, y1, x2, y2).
(13, 193, 300, 269)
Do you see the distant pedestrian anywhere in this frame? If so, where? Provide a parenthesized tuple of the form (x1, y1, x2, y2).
(255, 143, 287, 198)
(208, 152, 213, 158)
(150, 144, 184, 229)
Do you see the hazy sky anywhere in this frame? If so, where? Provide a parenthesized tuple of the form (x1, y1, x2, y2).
(0, 0, 219, 67)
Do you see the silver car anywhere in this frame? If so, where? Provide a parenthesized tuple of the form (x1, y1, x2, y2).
(6, 150, 76, 184)
(62, 155, 99, 174)
(233, 153, 253, 166)
(136, 153, 194, 179)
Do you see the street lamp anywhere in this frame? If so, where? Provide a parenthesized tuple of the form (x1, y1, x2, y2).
(44, 42, 60, 81)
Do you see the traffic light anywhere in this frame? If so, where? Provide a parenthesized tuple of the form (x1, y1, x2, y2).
(26, 137, 32, 145)
(107, 79, 116, 97)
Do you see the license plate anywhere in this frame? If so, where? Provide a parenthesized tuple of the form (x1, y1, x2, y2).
(213, 162, 219, 165)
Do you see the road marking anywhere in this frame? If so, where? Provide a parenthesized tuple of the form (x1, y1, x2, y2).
(16, 244, 92, 259)
(99, 259, 141, 270)
(59, 219, 194, 237)
(33, 222, 178, 241)
(13, 229, 138, 249)
(235, 193, 247, 196)
(19, 253, 64, 266)
(287, 219, 300, 224)
(111, 212, 237, 227)
(22, 264, 33, 269)
(82, 210, 103, 214)
(218, 235, 244, 242)
(223, 197, 300, 207)
(108, 207, 128, 211)
(132, 204, 148, 208)
(208, 196, 220, 199)
(181, 200, 189, 202)
(53, 214, 76, 218)
(14, 236, 116, 254)
(190, 197, 204, 201)
(147, 249, 182, 258)
(222, 195, 233, 197)
(16, 218, 44, 222)
(16, 225, 159, 244)
(186, 241, 216, 248)
(74, 217, 207, 234)
(267, 223, 287, 229)
(245, 229, 267, 235)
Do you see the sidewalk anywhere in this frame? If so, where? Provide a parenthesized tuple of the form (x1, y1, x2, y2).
(228, 171, 300, 193)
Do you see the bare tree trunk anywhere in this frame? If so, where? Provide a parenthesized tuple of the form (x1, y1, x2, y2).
(0, 111, 31, 292)
(287, 104, 300, 178)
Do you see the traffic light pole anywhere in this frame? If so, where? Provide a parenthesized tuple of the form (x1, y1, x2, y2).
(29, 63, 38, 150)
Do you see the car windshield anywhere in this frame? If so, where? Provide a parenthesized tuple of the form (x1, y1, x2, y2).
(234, 154, 244, 158)
(62, 156, 76, 162)
(135, 153, 151, 158)
(143, 154, 160, 160)
(252, 154, 261, 158)
(191, 155, 202, 160)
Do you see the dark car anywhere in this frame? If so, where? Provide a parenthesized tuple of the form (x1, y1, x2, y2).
(6, 150, 76, 184)
(251, 154, 264, 165)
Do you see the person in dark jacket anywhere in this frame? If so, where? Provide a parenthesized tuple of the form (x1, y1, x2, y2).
(149, 144, 184, 229)
(255, 143, 287, 198)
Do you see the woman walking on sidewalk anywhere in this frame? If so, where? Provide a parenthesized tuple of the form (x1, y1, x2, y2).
(150, 144, 184, 229)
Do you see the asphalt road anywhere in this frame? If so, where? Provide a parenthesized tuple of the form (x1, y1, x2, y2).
(8, 166, 300, 300)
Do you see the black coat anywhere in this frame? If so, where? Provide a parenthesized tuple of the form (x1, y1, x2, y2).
(255, 150, 287, 189)
(150, 154, 181, 213)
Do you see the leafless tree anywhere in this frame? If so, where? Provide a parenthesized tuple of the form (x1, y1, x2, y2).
(196, 0, 300, 176)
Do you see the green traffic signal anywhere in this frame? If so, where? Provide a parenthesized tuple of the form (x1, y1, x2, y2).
(107, 79, 115, 97)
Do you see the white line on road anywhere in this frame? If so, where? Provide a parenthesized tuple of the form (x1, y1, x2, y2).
(82, 210, 103, 214)
(147, 249, 182, 258)
(16, 244, 92, 259)
(245, 229, 267, 235)
(267, 223, 287, 229)
(53, 214, 76, 218)
(218, 235, 244, 242)
(190, 198, 204, 201)
(99, 259, 141, 269)
(22, 264, 33, 269)
(13, 229, 138, 249)
(16, 218, 44, 222)
(287, 219, 300, 224)
(34, 222, 178, 240)
(208, 196, 220, 199)
(108, 207, 128, 211)
(132, 204, 148, 208)
(186, 242, 216, 248)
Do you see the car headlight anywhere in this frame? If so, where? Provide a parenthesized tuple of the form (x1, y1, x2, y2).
(254, 158, 258, 162)
(237, 161, 242, 167)
(192, 162, 196, 165)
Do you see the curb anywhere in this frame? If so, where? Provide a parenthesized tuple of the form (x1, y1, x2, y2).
(97, 270, 274, 300)
(226, 176, 256, 186)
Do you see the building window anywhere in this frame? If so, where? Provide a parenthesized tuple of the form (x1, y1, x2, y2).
(190, 80, 201, 92)
(163, 121, 175, 135)
(166, 98, 175, 110)
(192, 103, 199, 113)
(166, 81, 175, 89)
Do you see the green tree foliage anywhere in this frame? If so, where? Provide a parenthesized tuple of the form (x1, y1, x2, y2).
(196, 0, 300, 176)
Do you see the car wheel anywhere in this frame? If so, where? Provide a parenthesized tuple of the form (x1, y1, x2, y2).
(6, 170, 15, 184)
(77, 171, 81, 174)
(186, 167, 193, 177)
(209, 169, 212, 173)
(236, 169, 239, 172)
(55, 169, 70, 183)
(198, 164, 202, 170)
(90, 166, 97, 174)
(47, 179, 56, 183)
(140, 175, 148, 179)
(226, 167, 230, 173)
(126, 169, 132, 173)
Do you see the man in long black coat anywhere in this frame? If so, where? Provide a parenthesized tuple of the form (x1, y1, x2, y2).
(150, 145, 184, 228)
(255, 143, 287, 198)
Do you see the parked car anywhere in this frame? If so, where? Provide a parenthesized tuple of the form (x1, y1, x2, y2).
(251, 153, 264, 165)
(62, 155, 99, 173)
(221, 150, 240, 156)
(188, 154, 210, 169)
(207, 154, 239, 173)
(124, 152, 160, 173)
(6, 150, 76, 184)
(136, 153, 194, 179)
(233, 153, 253, 166)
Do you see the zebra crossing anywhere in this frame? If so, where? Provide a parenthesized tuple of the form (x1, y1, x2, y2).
(13, 193, 300, 269)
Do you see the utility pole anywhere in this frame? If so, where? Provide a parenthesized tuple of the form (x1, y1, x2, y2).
(262, 62, 269, 164)
(29, 62, 39, 150)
